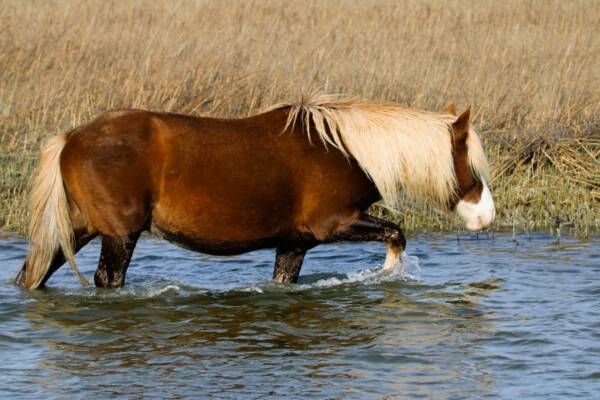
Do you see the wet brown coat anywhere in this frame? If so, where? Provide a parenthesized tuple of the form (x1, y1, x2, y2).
(61, 108, 379, 254)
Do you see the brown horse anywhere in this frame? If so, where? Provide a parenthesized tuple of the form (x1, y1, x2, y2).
(16, 95, 495, 290)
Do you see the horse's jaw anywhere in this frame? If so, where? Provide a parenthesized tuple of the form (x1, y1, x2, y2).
(455, 181, 496, 231)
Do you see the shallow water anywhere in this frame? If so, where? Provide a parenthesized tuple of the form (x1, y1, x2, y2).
(0, 233, 598, 399)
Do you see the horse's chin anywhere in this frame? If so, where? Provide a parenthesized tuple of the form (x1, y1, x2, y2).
(455, 182, 496, 231)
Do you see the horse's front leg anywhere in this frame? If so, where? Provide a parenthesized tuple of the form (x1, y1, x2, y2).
(333, 213, 406, 271)
(273, 246, 309, 283)
(272, 214, 404, 283)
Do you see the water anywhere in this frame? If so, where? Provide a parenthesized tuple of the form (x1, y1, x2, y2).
(0, 233, 598, 399)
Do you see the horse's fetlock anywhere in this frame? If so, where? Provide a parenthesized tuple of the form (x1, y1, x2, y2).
(94, 269, 109, 288)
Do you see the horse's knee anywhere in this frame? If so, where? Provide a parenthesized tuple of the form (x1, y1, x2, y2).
(386, 228, 406, 250)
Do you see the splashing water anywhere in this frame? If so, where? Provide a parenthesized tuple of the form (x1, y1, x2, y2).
(294, 251, 421, 290)
(59, 250, 422, 298)
(230, 252, 421, 294)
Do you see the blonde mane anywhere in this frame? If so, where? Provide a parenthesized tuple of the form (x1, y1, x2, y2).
(272, 94, 490, 209)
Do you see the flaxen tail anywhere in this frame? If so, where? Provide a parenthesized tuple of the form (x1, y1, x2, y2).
(17, 133, 89, 289)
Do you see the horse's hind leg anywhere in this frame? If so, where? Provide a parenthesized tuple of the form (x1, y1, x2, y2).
(95, 233, 140, 288)
(41, 230, 98, 287)
(273, 246, 309, 283)
(16, 229, 97, 288)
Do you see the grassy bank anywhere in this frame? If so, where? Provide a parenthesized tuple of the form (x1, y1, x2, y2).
(1, 0, 598, 236)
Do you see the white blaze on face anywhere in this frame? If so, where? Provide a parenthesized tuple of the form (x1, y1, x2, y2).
(455, 181, 496, 231)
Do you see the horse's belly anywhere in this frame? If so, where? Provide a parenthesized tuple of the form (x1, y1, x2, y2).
(150, 223, 278, 255)
(149, 195, 290, 255)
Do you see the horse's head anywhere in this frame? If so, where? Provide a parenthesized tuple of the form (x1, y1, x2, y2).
(446, 105, 496, 231)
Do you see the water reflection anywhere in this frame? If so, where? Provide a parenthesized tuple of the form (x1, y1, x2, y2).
(18, 276, 502, 398)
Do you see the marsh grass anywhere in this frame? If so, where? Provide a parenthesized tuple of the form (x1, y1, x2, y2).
(0, 0, 598, 235)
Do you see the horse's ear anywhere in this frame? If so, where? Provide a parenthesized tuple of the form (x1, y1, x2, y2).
(444, 103, 457, 115)
(452, 105, 471, 142)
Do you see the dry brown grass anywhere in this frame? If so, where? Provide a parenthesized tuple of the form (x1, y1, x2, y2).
(1, 0, 598, 235)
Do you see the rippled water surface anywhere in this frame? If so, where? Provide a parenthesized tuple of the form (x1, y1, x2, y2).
(0, 233, 599, 399)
